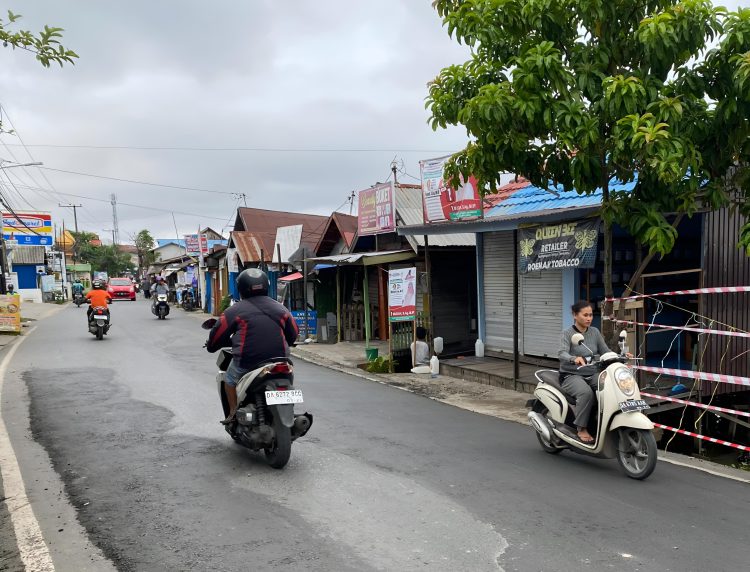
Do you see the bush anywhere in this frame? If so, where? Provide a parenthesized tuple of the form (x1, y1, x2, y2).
(219, 295, 232, 313)
(365, 356, 397, 373)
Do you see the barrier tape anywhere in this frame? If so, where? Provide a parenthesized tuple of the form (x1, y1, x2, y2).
(632, 365, 750, 387)
(653, 423, 750, 452)
(605, 317, 750, 339)
(606, 286, 750, 302)
(641, 391, 750, 419)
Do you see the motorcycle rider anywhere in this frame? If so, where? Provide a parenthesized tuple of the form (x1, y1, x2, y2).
(72, 279, 84, 300)
(85, 280, 112, 322)
(151, 276, 169, 308)
(558, 300, 610, 444)
(205, 268, 299, 424)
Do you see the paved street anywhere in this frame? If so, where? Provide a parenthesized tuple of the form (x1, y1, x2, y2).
(0, 299, 748, 571)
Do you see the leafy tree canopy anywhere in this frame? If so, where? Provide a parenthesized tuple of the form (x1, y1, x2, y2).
(0, 10, 78, 68)
(428, 0, 750, 257)
(134, 229, 156, 271)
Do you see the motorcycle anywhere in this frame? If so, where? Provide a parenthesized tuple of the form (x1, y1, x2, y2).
(181, 288, 195, 311)
(74, 292, 84, 307)
(152, 294, 170, 320)
(87, 304, 110, 340)
(527, 330, 657, 480)
(202, 318, 313, 469)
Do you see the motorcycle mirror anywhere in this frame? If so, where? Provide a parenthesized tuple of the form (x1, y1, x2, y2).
(571, 333, 585, 345)
(201, 318, 217, 330)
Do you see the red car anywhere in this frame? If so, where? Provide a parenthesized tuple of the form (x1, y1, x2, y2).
(107, 277, 136, 301)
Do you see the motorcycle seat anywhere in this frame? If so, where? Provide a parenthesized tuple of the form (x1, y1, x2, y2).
(536, 370, 576, 405)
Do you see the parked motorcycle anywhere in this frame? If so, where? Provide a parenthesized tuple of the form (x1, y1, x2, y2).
(527, 331, 657, 480)
(202, 318, 313, 469)
(74, 292, 84, 307)
(152, 294, 170, 320)
(88, 305, 110, 340)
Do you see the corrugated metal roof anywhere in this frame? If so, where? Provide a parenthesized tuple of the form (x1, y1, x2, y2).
(485, 178, 636, 218)
(395, 185, 476, 247)
(11, 245, 45, 264)
(231, 231, 269, 263)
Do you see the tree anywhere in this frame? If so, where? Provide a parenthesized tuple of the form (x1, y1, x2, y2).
(71, 232, 134, 277)
(134, 229, 156, 273)
(427, 0, 750, 342)
(0, 10, 77, 67)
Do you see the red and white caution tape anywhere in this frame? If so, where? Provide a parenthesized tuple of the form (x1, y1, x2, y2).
(653, 423, 750, 452)
(605, 317, 750, 339)
(641, 391, 750, 419)
(607, 286, 750, 302)
(632, 365, 750, 388)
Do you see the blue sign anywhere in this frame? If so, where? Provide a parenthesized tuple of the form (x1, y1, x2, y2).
(4, 234, 52, 246)
(291, 310, 317, 338)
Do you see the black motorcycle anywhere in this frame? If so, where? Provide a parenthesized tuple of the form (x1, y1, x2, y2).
(73, 291, 84, 307)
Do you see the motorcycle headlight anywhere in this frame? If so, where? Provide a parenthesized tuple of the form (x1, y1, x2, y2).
(614, 367, 636, 396)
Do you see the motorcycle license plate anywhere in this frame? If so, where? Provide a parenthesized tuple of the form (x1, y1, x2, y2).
(265, 389, 304, 405)
(94, 315, 109, 321)
(619, 399, 649, 413)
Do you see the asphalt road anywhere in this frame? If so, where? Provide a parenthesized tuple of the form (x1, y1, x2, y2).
(1, 298, 748, 571)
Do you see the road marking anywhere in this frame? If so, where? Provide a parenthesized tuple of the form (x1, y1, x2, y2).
(657, 454, 750, 484)
(0, 328, 56, 571)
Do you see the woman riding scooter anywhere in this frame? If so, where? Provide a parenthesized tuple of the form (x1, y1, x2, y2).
(558, 300, 612, 443)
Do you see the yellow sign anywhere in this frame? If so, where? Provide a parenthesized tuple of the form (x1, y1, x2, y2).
(0, 294, 21, 333)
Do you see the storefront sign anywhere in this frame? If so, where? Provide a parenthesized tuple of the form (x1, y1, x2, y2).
(518, 219, 600, 273)
(388, 267, 417, 322)
(291, 310, 317, 338)
(420, 155, 482, 223)
(0, 294, 21, 333)
(2, 211, 53, 246)
(358, 182, 395, 235)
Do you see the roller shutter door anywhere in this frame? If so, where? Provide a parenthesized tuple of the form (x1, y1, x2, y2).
(521, 270, 562, 357)
(483, 231, 514, 354)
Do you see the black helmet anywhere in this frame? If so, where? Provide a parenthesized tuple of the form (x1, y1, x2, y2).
(237, 268, 269, 299)
(92, 280, 103, 289)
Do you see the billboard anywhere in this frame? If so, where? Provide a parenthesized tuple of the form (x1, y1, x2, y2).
(518, 219, 600, 273)
(185, 234, 209, 256)
(420, 155, 482, 223)
(388, 267, 417, 322)
(358, 182, 395, 236)
(2, 211, 53, 246)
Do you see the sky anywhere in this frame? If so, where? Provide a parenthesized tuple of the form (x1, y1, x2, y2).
(0, 1, 472, 243)
(0, 1, 745, 244)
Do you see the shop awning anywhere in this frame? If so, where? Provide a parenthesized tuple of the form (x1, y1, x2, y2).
(305, 249, 416, 267)
(279, 272, 303, 282)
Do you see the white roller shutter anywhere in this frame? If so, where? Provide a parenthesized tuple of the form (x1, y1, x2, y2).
(521, 270, 562, 357)
(483, 231, 514, 354)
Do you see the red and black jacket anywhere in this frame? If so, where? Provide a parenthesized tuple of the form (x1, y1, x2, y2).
(206, 296, 299, 370)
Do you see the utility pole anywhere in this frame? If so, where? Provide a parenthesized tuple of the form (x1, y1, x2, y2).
(103, 228, 116, 245)
(59, 203, 82, 263)
(110, 194, 120, 246)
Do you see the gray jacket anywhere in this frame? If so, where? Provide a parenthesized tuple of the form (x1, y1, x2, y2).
(558, 325, 609, 376)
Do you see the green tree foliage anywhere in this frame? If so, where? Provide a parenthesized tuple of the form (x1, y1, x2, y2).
(428, 1, 750, 334)
(134, 229, 156, 272)
(71, 232, 134, 277)
(0, 10, 77, 67)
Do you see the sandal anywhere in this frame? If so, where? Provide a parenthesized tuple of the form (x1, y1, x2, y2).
(577, 433, 595, 444)
(220, 413, 236, 425)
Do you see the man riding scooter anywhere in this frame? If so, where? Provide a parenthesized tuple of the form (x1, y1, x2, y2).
(85, 280, 112, 323)
(205, 268, 299, 424)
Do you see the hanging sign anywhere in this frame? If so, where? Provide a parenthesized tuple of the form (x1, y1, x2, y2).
(357, 182, 395, 235)
(2, 212, 53, 246)
(388, 267, 417, 322)
(518, 219, 600, 273)
(420, 155, 482, 223)
(0, 294, 21, 333)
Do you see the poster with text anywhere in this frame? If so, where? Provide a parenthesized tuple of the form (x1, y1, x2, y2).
(0, 294, 21, 333)
(420, 155, 482, 223)
(518, 219, 600, 273)
(358, 182, 395, 235)
(388, 267, 417, 322)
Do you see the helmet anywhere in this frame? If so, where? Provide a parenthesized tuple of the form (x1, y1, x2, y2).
(92, 280, 103, 289)
(237, 268, 269, 299)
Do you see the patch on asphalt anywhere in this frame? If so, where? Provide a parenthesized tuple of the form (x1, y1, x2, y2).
(25, 368, 367, 572)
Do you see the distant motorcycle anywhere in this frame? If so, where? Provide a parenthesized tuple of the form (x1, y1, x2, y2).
(88, 305, 110, 340)
(74, 292, 84, 307)
(181, 288, 195, 311)
(202, 318, 312, 469)
(152, 294, 170, 320)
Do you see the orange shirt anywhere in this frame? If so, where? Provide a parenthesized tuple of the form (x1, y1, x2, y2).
(86, 290, 111, 308)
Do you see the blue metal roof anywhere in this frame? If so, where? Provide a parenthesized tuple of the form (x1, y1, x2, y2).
(156, 238, 227, 249)
(485, 178, 636, 218)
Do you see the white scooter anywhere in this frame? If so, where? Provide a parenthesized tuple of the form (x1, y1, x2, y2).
(527, 331, 657, 479)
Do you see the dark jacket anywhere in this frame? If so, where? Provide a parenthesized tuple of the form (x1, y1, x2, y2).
(206, 296, 299, 370)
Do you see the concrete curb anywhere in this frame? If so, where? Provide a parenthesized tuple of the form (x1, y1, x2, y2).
(292, 348, 750, 484)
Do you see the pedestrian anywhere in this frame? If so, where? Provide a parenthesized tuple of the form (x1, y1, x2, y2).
(410, 326, 430, 366)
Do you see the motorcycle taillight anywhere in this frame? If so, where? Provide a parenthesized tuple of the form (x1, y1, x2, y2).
(270, 363, 292, 375)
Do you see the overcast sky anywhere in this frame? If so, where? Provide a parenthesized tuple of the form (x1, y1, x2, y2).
(0, 1, 745, 243)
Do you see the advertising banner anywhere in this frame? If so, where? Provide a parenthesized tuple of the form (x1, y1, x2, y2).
(185, 234, 200, 254)
(2, 211, 53, 246)
(518, 219, 600, 273)
(420, 155, 482, 223)
(0, 294, 21, 333)
(291, 310, 318, 338)
(357, 182, 395, 236)
(388, 267, 417, 322)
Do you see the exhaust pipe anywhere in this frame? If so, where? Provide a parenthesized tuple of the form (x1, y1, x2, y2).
(292, 413, 313, 438)
(528, 411, 553, 443)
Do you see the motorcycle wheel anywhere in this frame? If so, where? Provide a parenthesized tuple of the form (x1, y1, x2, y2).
(533, 405, 564, 454)
(264, 413, 292, 469)
(96, 326, 103, 340)
(616, 428, 657, 480)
